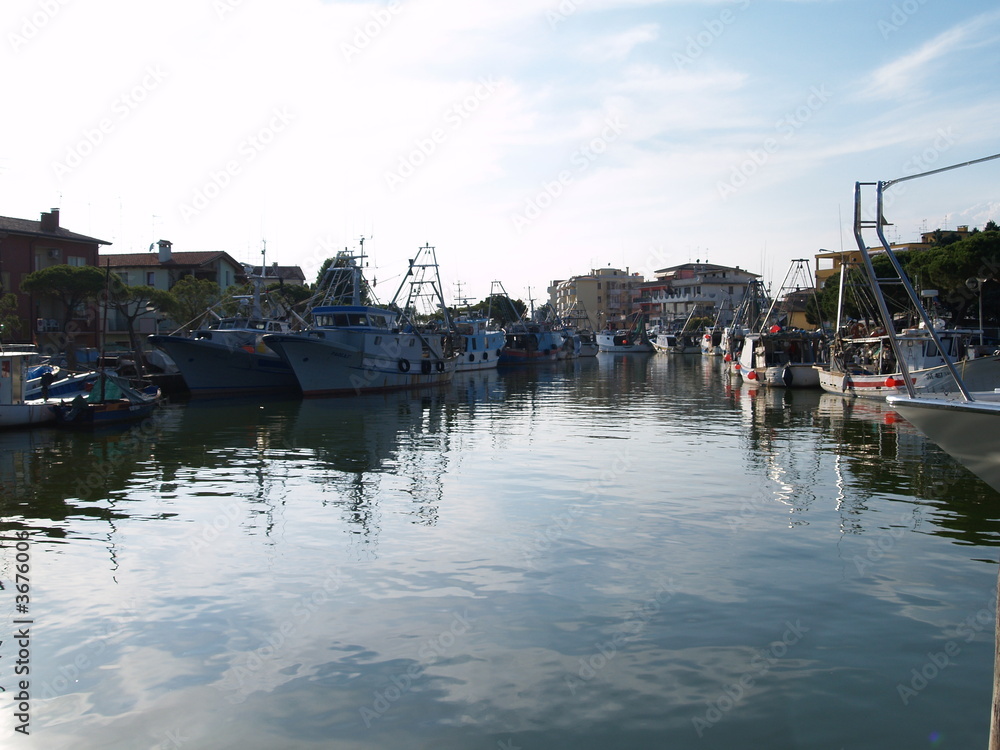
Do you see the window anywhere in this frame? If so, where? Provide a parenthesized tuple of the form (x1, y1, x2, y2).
(67, 256, 86, 267)
(146, 271, 156, 285)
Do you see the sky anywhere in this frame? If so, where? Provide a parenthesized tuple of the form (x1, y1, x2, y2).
(3, 0, 1000, 306)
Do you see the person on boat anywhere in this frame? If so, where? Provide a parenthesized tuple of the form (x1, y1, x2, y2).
(40, 369, 55, 400)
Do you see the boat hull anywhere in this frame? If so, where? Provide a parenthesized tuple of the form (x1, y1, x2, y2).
(742, 363, 821, 388)
(264, 331, 455, 397)
(817, 354, 1000, 399)
(0, 402, 56, 428)
(597, 331, 654, 353)
(887, 394, 1000, 492)
(50, 399, 157, 429)
(149, 335, 300, 396)
(455, 330, 505, 372)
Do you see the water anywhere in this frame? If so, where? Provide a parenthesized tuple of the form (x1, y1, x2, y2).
(2, 354, 999, 749)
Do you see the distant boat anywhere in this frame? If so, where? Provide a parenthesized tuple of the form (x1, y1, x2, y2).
(498, 325, 567, 363)
(571, 330, 600, 357)
(264, 243, 458, 397)
(453, 317, 505, 372)
(736, 260, 828, 387)
(597, 314, 654, 353)
(738, 328, 828, 387)
(49, 372, 160, 429)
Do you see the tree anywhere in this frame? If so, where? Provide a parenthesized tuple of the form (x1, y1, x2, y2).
(22, 264, 107, 366)
(0, 293, 22, 341)
(482, 294, 526, 327)
(314, 255, 372, 306)
(159, 275, 221, 333)
(106, 276, 174, 373)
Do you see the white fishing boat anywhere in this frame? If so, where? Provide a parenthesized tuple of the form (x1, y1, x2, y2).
(737, 328, 828, 387)
(264, 243, 458, 397)
(453, 317, 505, 371)
(149, 263, 300, 396)
(597, 314, 654, 353)
(571, 330, 600, 357)
(734, 260, 828, 387)
(0, 350, 60, 427)
(817, 325, 1000, 398)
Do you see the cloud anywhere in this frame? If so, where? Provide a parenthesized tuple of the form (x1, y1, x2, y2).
(861, 10, 1000, 101)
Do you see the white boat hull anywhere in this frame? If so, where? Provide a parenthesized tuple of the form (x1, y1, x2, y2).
(597, 331, 654, 353)
(887, 394, 1000, 492)
(0, 401, 55, 428)
(818, 354, 1000, 399)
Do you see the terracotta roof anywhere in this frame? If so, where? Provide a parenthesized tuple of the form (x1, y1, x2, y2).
(250, 265, 306, 282)
(100, 251, 237, 268)
(0, 214, 110, 245)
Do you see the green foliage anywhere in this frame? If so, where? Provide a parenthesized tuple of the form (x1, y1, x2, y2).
(315, 255, 371, 306)
(0, 293, 22, 339)
(266, 281, 314, 309)
(482, 294, 526, 327)
(161, 275, 221, 332)
(815, 231, 1000, 329)
(22, 264, 108, 337)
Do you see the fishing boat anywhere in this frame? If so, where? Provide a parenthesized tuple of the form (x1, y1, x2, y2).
(0, 350, 65, 427)
(453, 317, 505, 371)
(49, 371, 160, 429)
(737, 327, 828, 387)
(734, 260, 828, 387)
(490, 282, 570, 364)
(263, 243, 458, 397)
(851, 156, 1000, 492)
(817, 325, 1000, 398)
(149, 263, 301, 397)
(597, 314, 654, 353)
(571, 329, 600, 357)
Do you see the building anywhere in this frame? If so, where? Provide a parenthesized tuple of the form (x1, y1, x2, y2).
(814, 224, 976, 289)
(550, 267, 645, 330)
(643, 262, 760, 328)
(249, 263, 307, 286)
(0, 208, 110, 349)
(101, 239, 247, 342)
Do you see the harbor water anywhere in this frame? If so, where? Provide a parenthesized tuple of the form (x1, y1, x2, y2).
(1, 354, 998, 749)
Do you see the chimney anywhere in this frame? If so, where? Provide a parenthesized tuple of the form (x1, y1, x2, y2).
(39, 208, 60, 233)
(157, 239, 172, 263)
